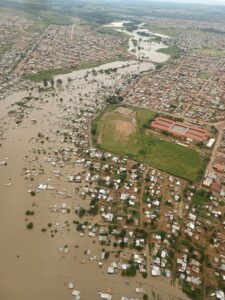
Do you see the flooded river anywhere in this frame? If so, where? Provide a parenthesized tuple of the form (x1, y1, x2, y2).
(104, 21, 170, 63)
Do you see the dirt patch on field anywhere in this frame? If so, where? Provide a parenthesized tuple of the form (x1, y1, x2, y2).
(97, 111, 136, 145)
(115, 107, 134, 116)
(114, 119, 135, 138)
(115, 107, 136, 122)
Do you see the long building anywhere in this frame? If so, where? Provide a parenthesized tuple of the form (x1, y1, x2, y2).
(151, 117, 209, 142)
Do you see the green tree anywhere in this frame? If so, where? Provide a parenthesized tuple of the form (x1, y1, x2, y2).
(43, 79, 48, 87)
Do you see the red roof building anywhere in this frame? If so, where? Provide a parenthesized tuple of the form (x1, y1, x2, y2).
(211, 182, 221, 193)
(151, 117, 209, 142)
(213, 163, 225, 173)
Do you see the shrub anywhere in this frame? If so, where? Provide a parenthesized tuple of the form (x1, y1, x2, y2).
(26, 222, 34, 230)
(25, 210, 35, 216)
(122, 264, 136, 276)
(142, 272, 148, 278)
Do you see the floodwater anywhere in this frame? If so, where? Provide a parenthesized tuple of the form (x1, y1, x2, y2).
(0, 49, 188, 300)
(0, 90, 29, 120)
(104, 21, 128, 28)
(104, 21, 170, 63)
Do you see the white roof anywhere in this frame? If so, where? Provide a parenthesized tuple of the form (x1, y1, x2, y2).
(99, 292, 112, 300)
(107, 267, 114, 274)
(206, 138, 215, 148)
(216, 291, 225, 300)
(72, 290, 80, 296)
(68, 282, 74, 289)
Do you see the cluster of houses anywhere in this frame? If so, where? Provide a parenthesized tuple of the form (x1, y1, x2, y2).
(204, 126, 225, 194)
(11, 67, 222, 298)
(1, 10, 225, 298)
(122, 18, 225, 123)
(0, 12, 36, 99)
(1, 51, 223, 299)
(23, 118, 224, 299)
(16, 23, 130, 76)
(211, 129, 225, 192)
(0, 11, 132, 101)
(122, 51, 225, 123)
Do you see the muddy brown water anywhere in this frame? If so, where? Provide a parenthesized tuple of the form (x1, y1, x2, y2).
(0, 61, 189, 300)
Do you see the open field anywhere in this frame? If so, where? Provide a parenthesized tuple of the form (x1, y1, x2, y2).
(92, 106, 206, 182)
(144, 25, 204, 37)
(197, 71, 211, 80)
(157, 45, 181, 59)
(193, 47, 225, 57)
(145, 23, 225, 38)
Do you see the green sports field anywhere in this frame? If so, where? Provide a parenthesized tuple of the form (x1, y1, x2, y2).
(92, 106, 206, 182)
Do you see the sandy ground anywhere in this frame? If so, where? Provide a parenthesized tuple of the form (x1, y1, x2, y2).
(114, 119, 135, 138)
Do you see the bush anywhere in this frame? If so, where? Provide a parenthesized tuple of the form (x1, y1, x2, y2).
(142, 272, 148, 278)
(88, 204, 98, 216)
(143, 123, 150, 129)
(26, 222, 34, 230)
(182, 281, 203, 300)
(25, 210, 35, 216)
(78, 208, 86, 218)
(76, 223, 83, 232)
(122, 264, 136, 276)
(91, 128, 97, 135)
(106, 95, 123, 104)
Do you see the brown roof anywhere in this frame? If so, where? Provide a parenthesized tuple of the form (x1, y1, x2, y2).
(211, 182, 221, 193)
(213, 163, 225, 173)
(215, 156, 225, 165)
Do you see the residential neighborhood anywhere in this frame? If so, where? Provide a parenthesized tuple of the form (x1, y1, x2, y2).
(0, 2, 224, 300)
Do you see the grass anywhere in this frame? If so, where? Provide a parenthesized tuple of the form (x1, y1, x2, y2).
(144, 25, 204, 37)
(23, 67, 78, 82)
(157, 45, 181, 59)
(192, 189, 211, 212)
(23, 55, 129, 82)
(145, 23, 225, 38)
(182, 281, 203, 300)
(193, 48, 225, 57)
(197, 71, 211, 80)
(96, 26, 127, 38)
(144, 25, 183, 37)
(92, 105, 206, 182)
(193, 190, 210, 206)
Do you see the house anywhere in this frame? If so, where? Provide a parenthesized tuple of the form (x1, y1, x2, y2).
(99, 292, 112, 300)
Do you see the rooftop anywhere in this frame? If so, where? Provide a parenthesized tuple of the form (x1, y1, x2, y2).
(151, 117, 209, 142)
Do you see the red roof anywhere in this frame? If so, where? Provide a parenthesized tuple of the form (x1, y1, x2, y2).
(151, 117, 209, 142)
(211, 182, 221, 193)
(213, 163, 225, 173)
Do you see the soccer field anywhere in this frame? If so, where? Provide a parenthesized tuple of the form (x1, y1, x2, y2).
(92, 106, 206, 182)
